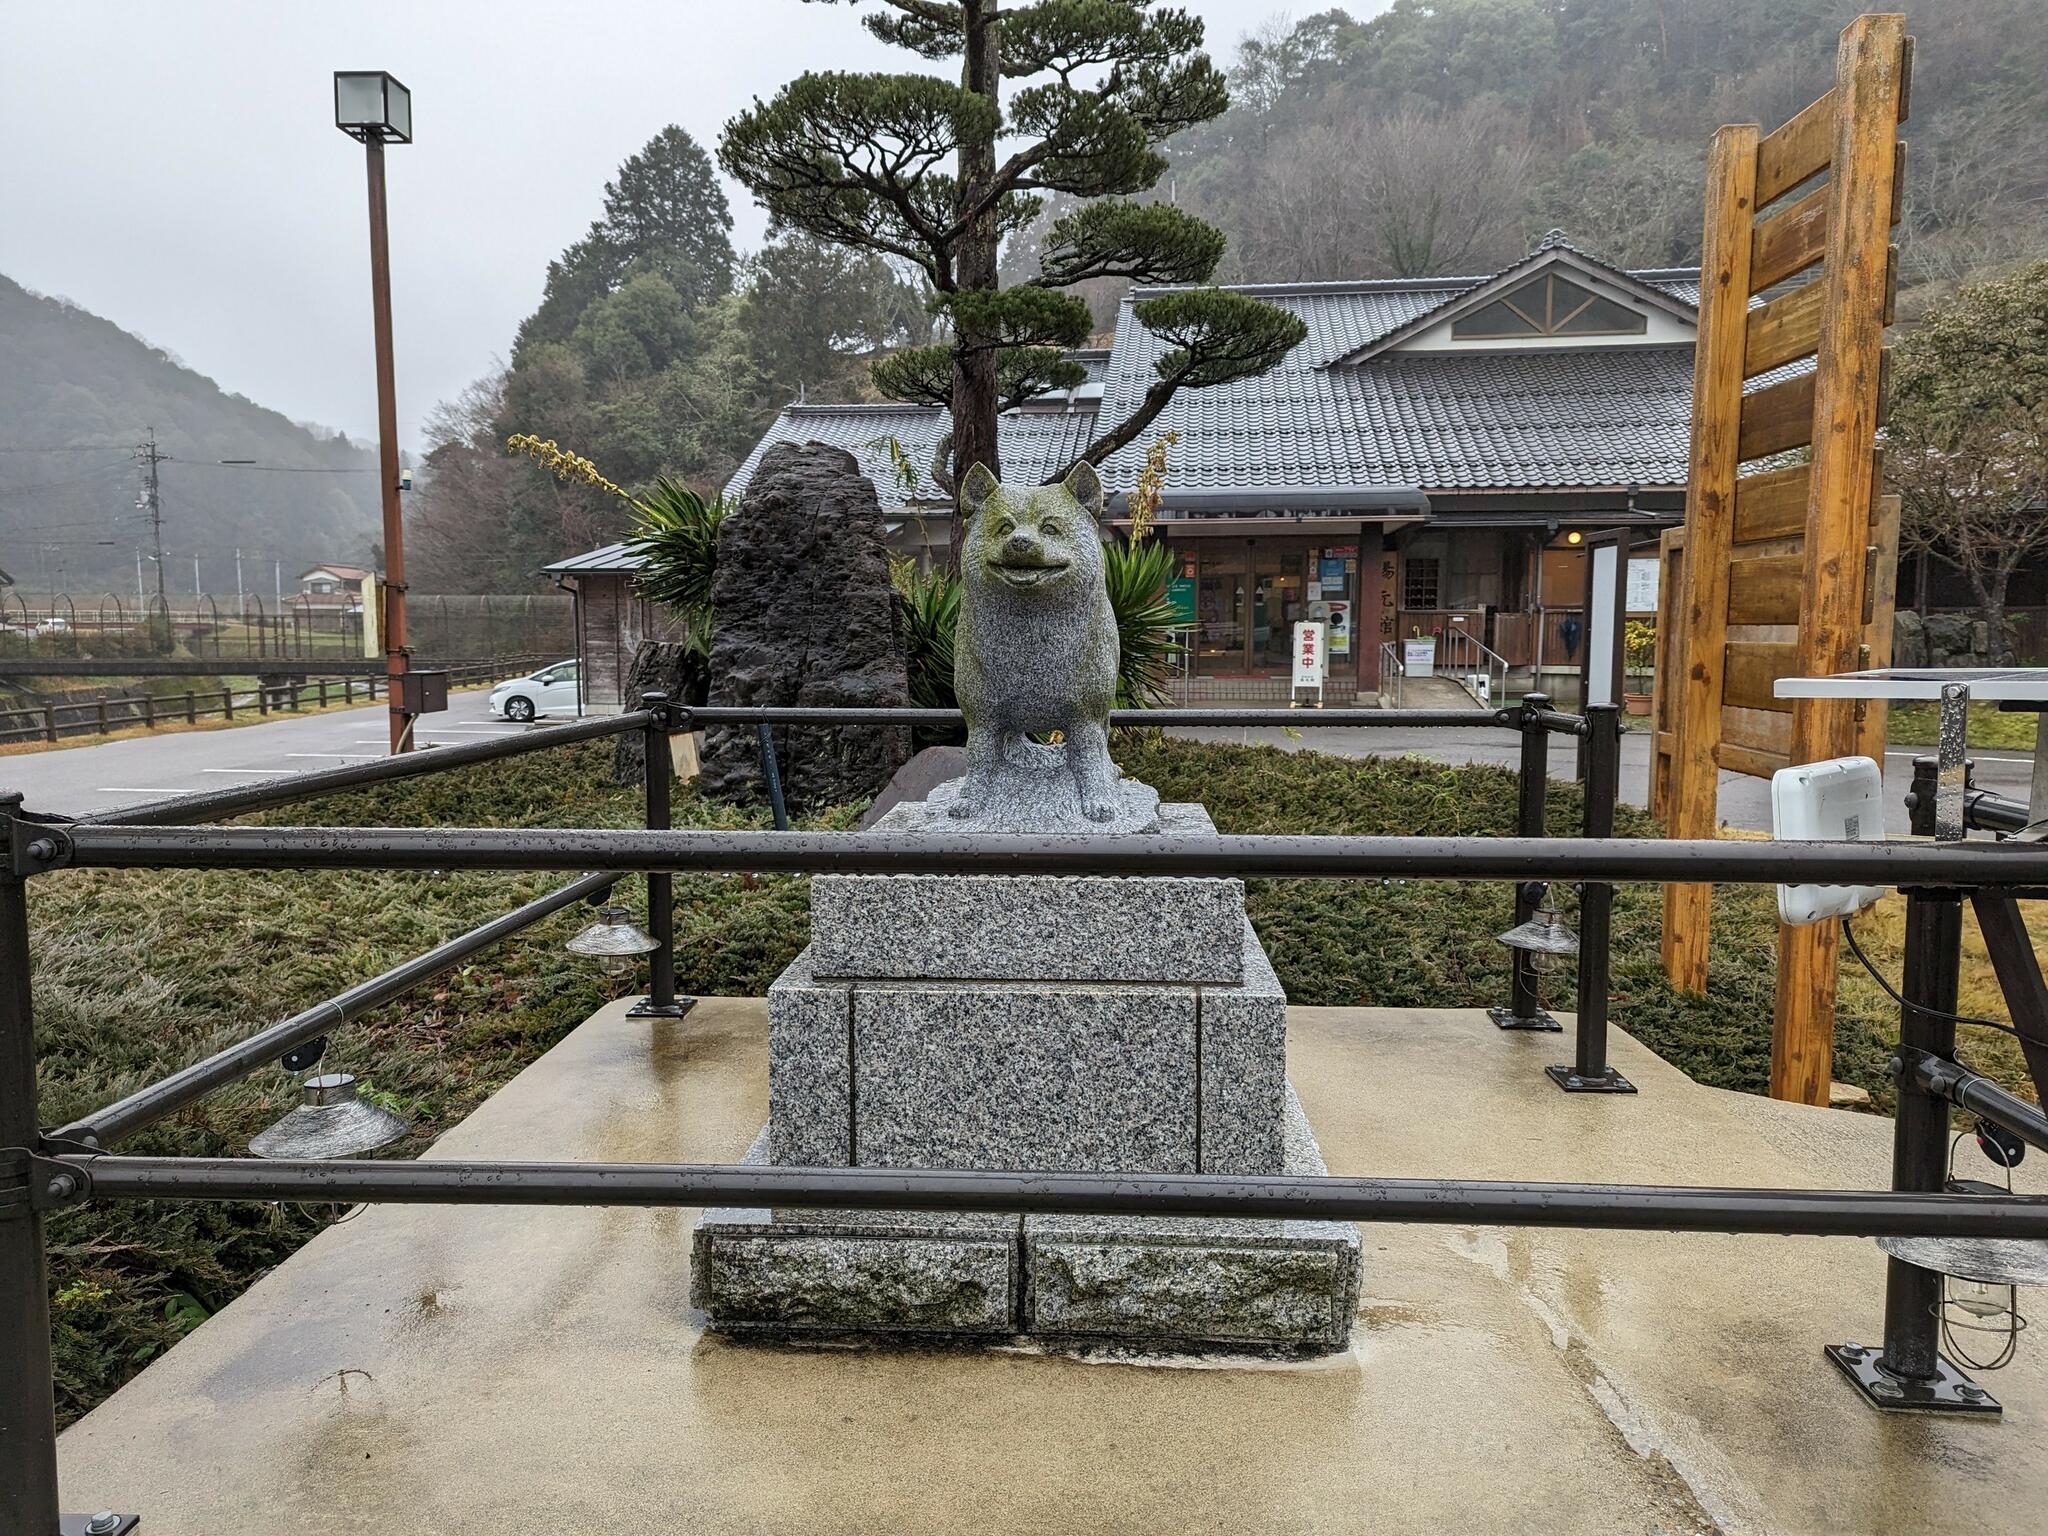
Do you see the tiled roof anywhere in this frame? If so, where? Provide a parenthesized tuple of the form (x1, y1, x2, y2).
(1093, 255, 1702, 497)
(724, 402, 1098, 503)
(543, 542, 641, 575)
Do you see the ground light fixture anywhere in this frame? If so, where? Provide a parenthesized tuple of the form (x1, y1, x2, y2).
(1496, 897, 1578, 974)
(249, 1072, 409, 1160)
(566, 904, 663, 978)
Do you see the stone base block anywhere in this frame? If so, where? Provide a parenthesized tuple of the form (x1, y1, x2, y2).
(811, 797, 1236, 985)
(1020, 1088, 1358, 1353)
(693, 1091, 1358, 1355)
(692, 1135, 1022, 1335)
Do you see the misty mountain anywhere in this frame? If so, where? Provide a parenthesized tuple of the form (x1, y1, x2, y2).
(0, 274, 379, 597)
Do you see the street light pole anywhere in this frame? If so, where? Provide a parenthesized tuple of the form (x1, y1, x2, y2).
(362, 135, 411, 752)
(336, 69, 415, 754)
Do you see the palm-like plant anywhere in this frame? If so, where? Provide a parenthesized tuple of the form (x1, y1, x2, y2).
(1102, 538, 1180, 708)
(895, 562, 961, 715)
(625, 476, 729, 654)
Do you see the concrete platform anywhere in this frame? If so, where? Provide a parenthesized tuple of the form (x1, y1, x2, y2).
(57, 997, 2048, 1534)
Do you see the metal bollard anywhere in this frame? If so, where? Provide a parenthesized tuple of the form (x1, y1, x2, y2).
(628, 692, 693, 1021)
(757, 722, 790, 831)
(1549, 703, 1633, 1092)
(1825, 886, 2000, 1414)
(0, 795, 64, 1533)
(1491, 692, 1561, 1031)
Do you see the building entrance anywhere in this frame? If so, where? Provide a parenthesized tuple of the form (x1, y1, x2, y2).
(1166, 535, 1360, 682)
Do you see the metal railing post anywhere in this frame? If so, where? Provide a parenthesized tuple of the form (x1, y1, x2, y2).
(40, 706, 54, 745)
(184, 690, 196, 725)
(1826, 884, 2000, 1413)
(757, 723, 790, 832)
(1550, 703, 1633, 1092)
(1491, 692, 1561, 1031)
(629, 693, 692, 1021)
(0, 794, 64, 1533)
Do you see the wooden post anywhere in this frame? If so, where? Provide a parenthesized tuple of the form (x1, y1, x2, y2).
(1770, 14, 1909, 1105)
(1661, 123, 1759, 993)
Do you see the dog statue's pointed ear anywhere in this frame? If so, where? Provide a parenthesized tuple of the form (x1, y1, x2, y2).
(959, 463, 999, 519)
(1062, 460, 1104, 520)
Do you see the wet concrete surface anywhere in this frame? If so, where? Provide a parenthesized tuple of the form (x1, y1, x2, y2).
(57, 997, 2048, 1534)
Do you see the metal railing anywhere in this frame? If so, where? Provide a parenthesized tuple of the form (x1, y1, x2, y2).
(1436, 625, 1510, 709)
(0, 659, 537, 746)
(6, 698, 2048, 1526)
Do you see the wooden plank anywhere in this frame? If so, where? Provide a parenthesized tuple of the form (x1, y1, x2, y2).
(1756, 87, 1836, 209)
(1772, 12, 1911, 1110)
(1744, 251, 1892, 378)
(1723, 706, 1792, 757)
(1726, 554, 1804, 625)
(1737, 371, 1816, 460)
(1662, 122, 1760, 992)
(1716, 741, 1789, 778)
(1751, 184, 1828, 291)
(1723, 640, 1798, 713)
(1744, 281, 1823, 378)
(1733, 463, 1812, 543)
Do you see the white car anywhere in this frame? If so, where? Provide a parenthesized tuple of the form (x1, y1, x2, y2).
(488, 660, 580, 722)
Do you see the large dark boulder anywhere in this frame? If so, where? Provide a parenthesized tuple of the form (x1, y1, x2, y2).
(698, 442, 912, 811)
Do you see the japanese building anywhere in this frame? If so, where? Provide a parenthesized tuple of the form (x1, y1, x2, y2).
(557, 234, 1699, 708)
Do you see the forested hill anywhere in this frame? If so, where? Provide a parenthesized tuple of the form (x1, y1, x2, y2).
(1152, 0, 2047, 312)
(0, 274, 378, 594)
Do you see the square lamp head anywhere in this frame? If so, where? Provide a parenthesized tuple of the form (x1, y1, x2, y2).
(334, 71, 412, 144)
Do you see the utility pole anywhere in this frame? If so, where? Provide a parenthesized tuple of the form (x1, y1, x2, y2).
(135, 428, 169, 642)
(274, 558, 283, 607)
(135, 548, 146, 610)
(192, 555, 201, 595)
(235, 548, 245, 612)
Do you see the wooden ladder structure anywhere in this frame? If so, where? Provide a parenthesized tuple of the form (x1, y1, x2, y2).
(1651, 13, 1912, 1104)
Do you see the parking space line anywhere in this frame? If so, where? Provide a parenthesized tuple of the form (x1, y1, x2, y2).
(94, 787, 184, 794)
(200, 767, 300, 776)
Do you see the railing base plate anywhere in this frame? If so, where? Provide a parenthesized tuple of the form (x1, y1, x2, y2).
(1546, 1064, 1637, 1094)
(61, 1513, 140, 1535)
(1488, 1006, 1563, 1032)
(1825, 1343, 2000, 1414)
(627, 997, 698, 1021)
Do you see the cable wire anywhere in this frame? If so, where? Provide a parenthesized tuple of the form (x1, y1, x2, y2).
(1839, 916, 2025, 1041)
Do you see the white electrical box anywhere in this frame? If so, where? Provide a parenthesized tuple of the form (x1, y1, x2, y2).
(1770, 756, 1887, 926)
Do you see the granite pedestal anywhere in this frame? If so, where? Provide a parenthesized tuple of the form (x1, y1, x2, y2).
(690, 775, 1360, 1354)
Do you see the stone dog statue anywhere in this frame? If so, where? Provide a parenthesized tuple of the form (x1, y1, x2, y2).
(951, 461, 1122, 823)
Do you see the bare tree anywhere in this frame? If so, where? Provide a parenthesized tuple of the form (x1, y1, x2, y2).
(1889, 261, 2048, 654)
(1354, 103, 1536, 278)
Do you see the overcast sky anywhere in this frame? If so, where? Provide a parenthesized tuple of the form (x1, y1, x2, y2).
(1, 0, 1327, 452)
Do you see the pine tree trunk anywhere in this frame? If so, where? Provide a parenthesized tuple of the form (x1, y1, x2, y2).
(948, 0, 1002, 572)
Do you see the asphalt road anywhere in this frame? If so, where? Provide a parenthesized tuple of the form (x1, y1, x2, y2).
(0, 689, 556, 818)
(4, 696, 2035, 833)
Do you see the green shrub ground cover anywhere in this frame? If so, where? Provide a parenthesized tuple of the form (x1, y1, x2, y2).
(29, 732, 2014, 1422)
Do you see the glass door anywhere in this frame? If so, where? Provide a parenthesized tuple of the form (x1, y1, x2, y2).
(1249, 547, 1305, 671)
(1195, 544, 1247, 674)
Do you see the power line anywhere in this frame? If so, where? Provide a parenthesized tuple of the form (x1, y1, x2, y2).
(0, 444, 132, 455)
(168, 460, 377, 474)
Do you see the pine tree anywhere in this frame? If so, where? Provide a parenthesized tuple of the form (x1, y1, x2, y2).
(718, 0, 1305, 533)
(516, 125, 735, 359)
